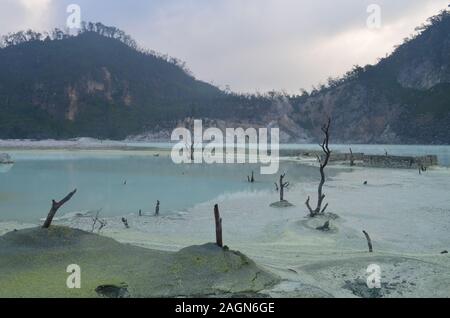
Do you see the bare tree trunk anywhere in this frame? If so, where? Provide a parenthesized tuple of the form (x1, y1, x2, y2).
(91, 209, 101, 232)
(306, 118, 331, 217)
(121, 217, 129, 228)
(277, 173, 289, 202)
(155, 200, 160, 216)
(363, 230, 373, 253)
(91, 209, 107, 233)
(42, 189, 77, 229)
(280, 175, 284, 201)
(248, 171, 255, 183)
(349, 148, 354, 166)
(97, 219, 107, 233)
(214, 204, 223, 248)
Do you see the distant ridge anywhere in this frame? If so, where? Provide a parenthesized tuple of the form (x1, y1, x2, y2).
(1, 10, 450, 144)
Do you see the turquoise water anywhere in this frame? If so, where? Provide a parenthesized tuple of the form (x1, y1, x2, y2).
(0, 151, 321, 222)
(1, 143, 449, 223)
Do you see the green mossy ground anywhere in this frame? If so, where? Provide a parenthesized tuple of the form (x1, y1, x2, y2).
(0, 226, 279, 298)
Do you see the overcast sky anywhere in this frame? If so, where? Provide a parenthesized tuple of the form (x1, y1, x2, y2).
(0, 0, 449, 93)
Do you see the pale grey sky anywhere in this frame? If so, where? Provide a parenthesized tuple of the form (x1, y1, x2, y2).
(0, 0, 449, 93)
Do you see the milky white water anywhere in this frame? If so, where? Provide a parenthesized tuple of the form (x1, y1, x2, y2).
(1, 145, 450, 297)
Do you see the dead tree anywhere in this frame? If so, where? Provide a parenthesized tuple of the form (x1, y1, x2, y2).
(91, 210, 107, 233)
(183, 138, 194, 162)
(184, 119, 195, 162)
(189, 141, 194, 162)
(91, 209, 102, 232)
(155, 200, 160, 216)
(42, 189, 77, 229)
(214, 204, 223, 247)
(121, 217, 129, 228)
(97, 219, 107, 233)
(349, 148, 355, 167)
(247, 171, 255, 183)
(275, 173, 289, 201)
(306, 118, 331, 217)
(363, 230, 373, 253)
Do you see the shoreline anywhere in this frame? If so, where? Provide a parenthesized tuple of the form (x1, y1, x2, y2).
(1, 163, 449, 297)
(2, 141, 449, 169)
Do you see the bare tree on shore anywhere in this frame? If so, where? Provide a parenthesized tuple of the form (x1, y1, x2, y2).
(306, 118, 331, 217)
(42, 189, 77, 228)
(91, 209, 107, 233)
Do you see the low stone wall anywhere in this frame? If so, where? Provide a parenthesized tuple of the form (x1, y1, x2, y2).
(362, 155, 438, 169)
(329, 153, 365, 162)
(324, 152, 438, 169)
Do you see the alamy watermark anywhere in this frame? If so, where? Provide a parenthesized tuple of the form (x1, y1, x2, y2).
(66, 264, 81, 289)
(367, 4, 382, 29)
(171, 120, 280, 175)
(66, 4, 81, 31)
(366, 264, 382, 289)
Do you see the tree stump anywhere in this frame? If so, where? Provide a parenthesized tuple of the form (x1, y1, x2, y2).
(363, 230, 373, 253)
(316, 220, 330, 232)
(214, 204, 223, 248)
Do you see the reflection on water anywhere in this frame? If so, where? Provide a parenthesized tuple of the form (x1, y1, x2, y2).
(1, 143, 449, 223)
(0, 164, 13, 174)
(0, 153, 326, 222)
(114, 143, 450, 166)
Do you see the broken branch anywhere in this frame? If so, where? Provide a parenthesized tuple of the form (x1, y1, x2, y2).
(363, 230, 373, 253)
(42, 189, 77, 229)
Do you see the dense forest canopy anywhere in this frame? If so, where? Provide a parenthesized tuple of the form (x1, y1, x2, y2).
(1, 9, 449, 98)
(0, 22, 194, 78)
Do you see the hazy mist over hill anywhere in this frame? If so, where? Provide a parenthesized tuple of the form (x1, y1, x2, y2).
(0, 2, 449, 144)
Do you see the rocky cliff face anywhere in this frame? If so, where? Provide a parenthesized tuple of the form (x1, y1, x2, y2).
(283, 10, 450, 144)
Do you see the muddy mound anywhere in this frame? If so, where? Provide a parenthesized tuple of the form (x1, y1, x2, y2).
(0, 227, 279, 298)
(166, 244, 277, 296)
(0, 226, 117, 251)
